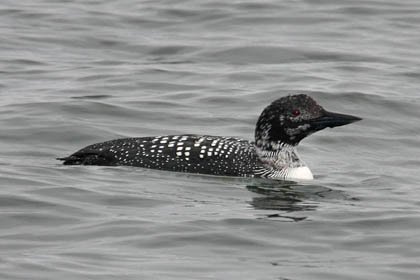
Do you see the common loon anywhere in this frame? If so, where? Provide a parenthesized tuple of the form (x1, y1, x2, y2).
(59, 94, 361, 180)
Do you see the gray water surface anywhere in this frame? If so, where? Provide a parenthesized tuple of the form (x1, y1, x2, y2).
(1, 0, 420, 279)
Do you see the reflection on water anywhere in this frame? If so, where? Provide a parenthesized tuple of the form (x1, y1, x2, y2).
(246, 180, 349, 219)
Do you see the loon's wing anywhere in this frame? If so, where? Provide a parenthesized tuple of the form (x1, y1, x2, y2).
(59, 135, 258, 177)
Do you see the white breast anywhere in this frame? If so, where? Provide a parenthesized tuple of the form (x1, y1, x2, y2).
(284, 166, 314, 180)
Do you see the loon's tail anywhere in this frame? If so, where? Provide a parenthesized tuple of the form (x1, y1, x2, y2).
(57, 153, 115, 166)
(57, 156, 83, 165)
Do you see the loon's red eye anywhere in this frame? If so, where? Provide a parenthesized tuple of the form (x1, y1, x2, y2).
(292, 109, 300, 117)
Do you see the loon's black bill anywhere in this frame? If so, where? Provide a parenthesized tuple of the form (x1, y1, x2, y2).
(311, 110, 362, 130)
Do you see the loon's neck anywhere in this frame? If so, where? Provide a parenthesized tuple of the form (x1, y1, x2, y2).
(254, 140, 313, 180)
(255, 141, 300, 167)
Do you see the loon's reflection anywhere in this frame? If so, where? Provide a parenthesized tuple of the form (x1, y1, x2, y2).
(246, 180, 345, 217)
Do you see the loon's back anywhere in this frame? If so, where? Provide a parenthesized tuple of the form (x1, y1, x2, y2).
(60, 135, 262, 177)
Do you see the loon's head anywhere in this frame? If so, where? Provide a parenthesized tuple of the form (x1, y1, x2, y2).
(255, 94, 361, 149)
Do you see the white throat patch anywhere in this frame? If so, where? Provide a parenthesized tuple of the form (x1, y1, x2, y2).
(282, 166, 313, 180)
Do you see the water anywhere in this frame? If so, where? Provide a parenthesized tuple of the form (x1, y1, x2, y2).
(1, 0, 420, 279)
